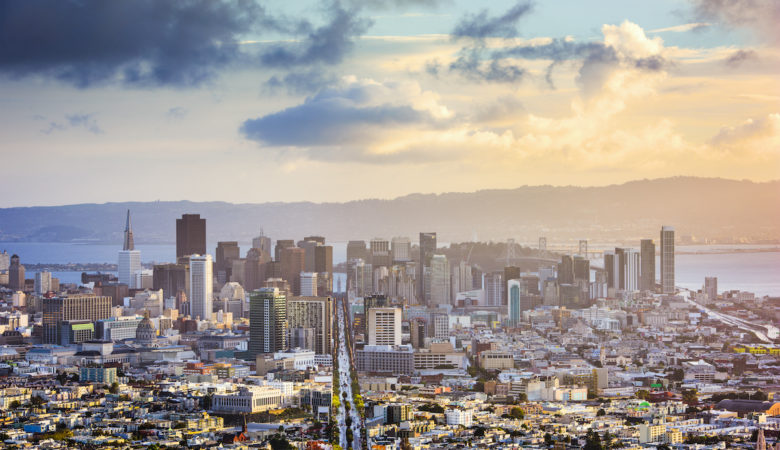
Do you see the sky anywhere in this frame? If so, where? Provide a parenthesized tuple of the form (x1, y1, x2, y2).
(0, 0, 778, 207)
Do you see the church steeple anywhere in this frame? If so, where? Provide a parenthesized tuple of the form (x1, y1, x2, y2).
(123, 209, 135, 251)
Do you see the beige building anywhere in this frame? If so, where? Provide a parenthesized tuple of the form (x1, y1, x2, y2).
(479, 351, 514, 370)
(367, 307, 402, 346)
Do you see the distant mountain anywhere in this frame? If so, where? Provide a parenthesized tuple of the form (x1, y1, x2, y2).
(0, 177, 777, 245)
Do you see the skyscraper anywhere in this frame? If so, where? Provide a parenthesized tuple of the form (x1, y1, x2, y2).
(508, 279, 522, 326)
(215, 241, 240, 284)
(418, 232, 437, 305)
(248, 287, 287, 357)
(620, 248, 640, 291)
(176, 214, 206, 259)
(244, 247, 270, 291)
(426, 254, 450, 307)
(640, 239, 656, 292)
(300, 272, 318, 296)
(118, 212, 141, 289)
(314, 245, 333, 274)
(280, 247, 305, 296)
(274, 239, 295, 262)
(604, 251, 616, 290)
(660, 226, 675, 294)
(298, 239, 319, 272)
(391, 237, 411, 263)
(123, 209, 134, 251)
(252, 232, 272, 255)
(557, 256, 574, 284)
(189, 254, 213, 320)
(704, 276, 718, 300)
(573, 256, 590, 282)
(451, 261, 473, 298)
(346, 240, 367, 262)
(35, 271, 52, 295)
(0, 250, 9, 272)
(287, 296, 332, 355)
(504, 265, 522, 305)
(485, 272, 503, 307)
(153, 263, 187, 300)
(8, 254, 25, 291)
(370, 238, 391, 268)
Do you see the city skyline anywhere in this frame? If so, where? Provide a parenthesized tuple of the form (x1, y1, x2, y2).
(0, 0, 778, 206)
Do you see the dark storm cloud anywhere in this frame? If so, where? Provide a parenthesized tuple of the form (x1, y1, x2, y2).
(0, 0, 374, 88)
(240, 89, 432, 147)
(724, 49, 757, 67)
(0, 0, 262, 88)
(452, 1, 533, 40)
(258, 4, 372, 68)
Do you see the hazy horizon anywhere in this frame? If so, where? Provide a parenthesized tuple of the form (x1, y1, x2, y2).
(1, 175, 778, 209)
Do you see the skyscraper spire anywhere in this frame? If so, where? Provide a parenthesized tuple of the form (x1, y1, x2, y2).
(123, 209, 135, 251)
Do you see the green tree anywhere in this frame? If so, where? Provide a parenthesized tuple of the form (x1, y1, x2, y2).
(9, 400, 21, 409)
(30, 395, 46, 407)
(682, 389, 698, 404)
(509, 407, 524, 420)
(109, 382, 119, 394)
(597, 408, 606, 416)
(473, 426, 486, 437)
(583, 429, 603, 450)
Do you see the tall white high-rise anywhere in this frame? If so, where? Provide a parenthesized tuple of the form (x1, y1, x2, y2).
(300, 272, 318, 297)
(118, 250, 141, 287)
(35, 271, 52, 295)
(189, 254, 213, 320)
(660, 226, 675, 294)
(622, 249, 640, 291)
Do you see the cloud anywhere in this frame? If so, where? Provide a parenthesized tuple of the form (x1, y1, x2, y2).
(166, 107, 187, 119)
(689, 0, 780, 42)
(40, 113, 103, 135)
(724, 49, 757, 67)
(496, 21, 669, 96)
(448, 49, 526, 83)
(265, 70, 339, 95)
(650, 22, 710, 33)
(0, 0, 375, 88)
(451, 1, 533, 40)
(258, 4, 372, 68)
(709, 113, 780, 154)
(0, 0, 262, 88)
(241, 76, 454, 160)
(346, 0, 448, 9)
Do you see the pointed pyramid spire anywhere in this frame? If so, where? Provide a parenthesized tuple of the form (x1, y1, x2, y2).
(123, 209, 135, 251)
